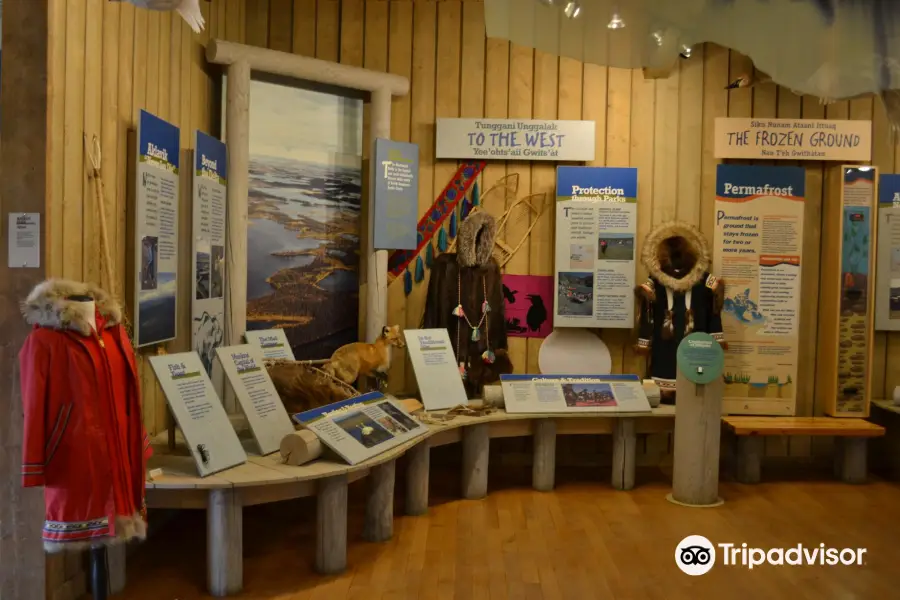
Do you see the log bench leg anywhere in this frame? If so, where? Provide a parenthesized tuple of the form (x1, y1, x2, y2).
(612, 418, 636, 491)
(462, 423, 490, 499)
(835, 437, 868, 484)
(107, 543, 127, 594)
(405, 442, 430, 515)
(208, 488, 242, 596)
(532, 419, 557, 492)
(316, 474, 348, 575)
(735, 436, 763, 484)
(364, 460, 396, 542)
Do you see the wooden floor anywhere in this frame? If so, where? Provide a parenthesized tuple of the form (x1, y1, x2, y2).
(121, 469, 900, 599)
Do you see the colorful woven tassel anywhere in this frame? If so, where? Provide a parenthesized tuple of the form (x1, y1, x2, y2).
(425, 242, 434, 268)
(403, 268, 412, 295)
(482, 349, 495, 364)
(461, 197, 471, 221)
(449, 211, 457, 238)
(472, 181, 480, 207)
(482, 300, 491, 313)
(437, 227, 448, 252)
(414, 256, 425, 283)
(470, 327, 481, 342)
(452, 304, 465, 317)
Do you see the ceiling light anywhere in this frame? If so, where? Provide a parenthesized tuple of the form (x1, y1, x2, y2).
(607, 12, 625, 29)
(564, 1, 581, 18)
(652, 31, 664, 46)
(680, 44, 693, 58)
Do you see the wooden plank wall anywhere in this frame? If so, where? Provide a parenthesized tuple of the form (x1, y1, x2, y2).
(47, 0, 900, 474)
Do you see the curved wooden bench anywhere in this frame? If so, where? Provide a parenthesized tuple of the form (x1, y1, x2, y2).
(145, 404, 675, 596)
(722, 416, 885, 485)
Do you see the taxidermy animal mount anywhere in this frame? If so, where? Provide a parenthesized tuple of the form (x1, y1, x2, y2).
(116, 0, 205, 34)
(322, 325, 406, 389)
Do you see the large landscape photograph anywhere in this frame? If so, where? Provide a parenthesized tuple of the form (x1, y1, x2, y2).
(239, 78, 363, 360)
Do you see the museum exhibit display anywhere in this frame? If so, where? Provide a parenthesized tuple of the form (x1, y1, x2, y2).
(634, 221, 725, 402)
(7, 0, 900, 598)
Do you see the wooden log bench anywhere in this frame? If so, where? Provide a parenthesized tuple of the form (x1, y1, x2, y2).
(144, 405, 675, 597)
(722, 416, 886, 485)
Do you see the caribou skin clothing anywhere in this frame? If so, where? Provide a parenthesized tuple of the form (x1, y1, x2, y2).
(19, 279, 152, 552)
(634, 222, 725, 395)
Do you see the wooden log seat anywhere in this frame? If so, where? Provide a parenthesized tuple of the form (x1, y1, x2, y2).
(144, 405, 674, 597)
(722, 416, 885, 485)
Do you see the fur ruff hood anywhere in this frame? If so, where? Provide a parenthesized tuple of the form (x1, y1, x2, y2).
(457, 212, 497, 268)
(22, 279, 123, 336)
(641, 221, 710, 293)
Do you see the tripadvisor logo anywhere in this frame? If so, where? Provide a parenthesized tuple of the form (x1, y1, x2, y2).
(675, 535, 867, 575)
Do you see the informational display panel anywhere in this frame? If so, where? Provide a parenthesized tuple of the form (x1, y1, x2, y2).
(372, 138, 418, 250)
(192, 131, 227, 376)
(216, 344, 295, 455)
(435, 118, 595, 161)
(714, 165, 805, 416)
(404, 328, 468, 411)
(876, 174, 900, 331)
(149, 352, 247, 477)
(134, 110, 180, 348)
(553, 166, 637, 329)
(714, 118, 871, 162)
(8, 213, 40, 269)
(500, 374, 652, 414)
(831, 166, 877, 416)
(294, 392, 428, 465)
(245, 329, 296, 360)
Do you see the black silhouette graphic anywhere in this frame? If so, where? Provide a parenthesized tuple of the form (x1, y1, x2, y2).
(502, 284, 518, 304)
(679, 545, 712, 566)
(505, 316, 528, 334)
(196, 443, 210, 466)
(525, 294, 548, 332)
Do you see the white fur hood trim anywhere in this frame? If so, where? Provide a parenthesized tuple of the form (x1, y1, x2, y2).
(22, 279, 123, 336)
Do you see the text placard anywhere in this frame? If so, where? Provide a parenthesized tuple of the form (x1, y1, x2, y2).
(404, 328, 468, 411)
(149, 352, 247, 476)
(714, 118, 871, 161)
(876, 174, 900, 331)
(245, 329, 296, 360)
(435, 118, 595, 161)
(216, 344, 295, 455)
(135, 110, 180, 347)
(714, 164, 805, 416)
(192, 131, 227, 377)
(373, 138, 419, 250)
(553, 166, 637, 329)
(294, 392, 428, 465)
(8, 213, 40, 268)
(500, 374, 652, 414)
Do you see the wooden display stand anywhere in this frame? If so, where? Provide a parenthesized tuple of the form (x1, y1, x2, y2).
(819, 166, 878, 417)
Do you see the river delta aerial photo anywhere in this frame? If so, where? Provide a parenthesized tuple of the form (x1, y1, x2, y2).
(240, 78, 363, 359)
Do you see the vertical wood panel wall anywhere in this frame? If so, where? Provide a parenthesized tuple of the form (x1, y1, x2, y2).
(47, 0, 900, 467)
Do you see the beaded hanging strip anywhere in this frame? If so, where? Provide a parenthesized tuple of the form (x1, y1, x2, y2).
(452, 273, 496, 379)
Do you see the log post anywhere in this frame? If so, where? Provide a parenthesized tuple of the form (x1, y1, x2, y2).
(405, 442, 430, 515)
(669, 375, 725, 507)
(612, 418, 636, 491)
(365, 87, 392, 344)
(316, 474, 348, 574)
(735, 436, 763, 484)
(363, 460, 395, 542)
(207, 488, 243, 596)
(532, 420, 556, 491)
(106, 544, 127, 594)
(462, 423, 490, 499)
(0, 0, 50, 595)
(836, 437, 868, 484)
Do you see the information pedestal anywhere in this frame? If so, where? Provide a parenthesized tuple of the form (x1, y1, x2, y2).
(667, 333, 726, 507)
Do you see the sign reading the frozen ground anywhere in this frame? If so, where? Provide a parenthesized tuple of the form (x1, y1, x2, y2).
(435, 119, 595, 162)
(714, 118, 871, 162)
(192, 131, 227, 377)
(134, 110, 180, 348)
(373, 138, 419, 250)
(553, 166, 638, 329)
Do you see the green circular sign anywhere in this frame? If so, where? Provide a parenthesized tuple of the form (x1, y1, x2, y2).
(676, 332, 725, 384)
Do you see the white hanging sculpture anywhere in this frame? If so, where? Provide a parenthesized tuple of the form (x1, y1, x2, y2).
(117, 0, 205, 34)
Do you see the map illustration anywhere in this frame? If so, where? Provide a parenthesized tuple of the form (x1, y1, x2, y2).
(723, 288, 766, 325)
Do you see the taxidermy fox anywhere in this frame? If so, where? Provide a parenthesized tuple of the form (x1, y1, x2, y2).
(322, 325, 406, 388)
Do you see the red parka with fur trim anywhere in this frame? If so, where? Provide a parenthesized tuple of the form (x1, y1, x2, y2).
(18, 280, 152, 552)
